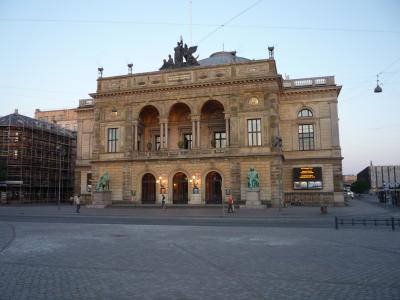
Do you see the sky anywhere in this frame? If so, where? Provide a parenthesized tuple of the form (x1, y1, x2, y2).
(0, 0, 399, 175)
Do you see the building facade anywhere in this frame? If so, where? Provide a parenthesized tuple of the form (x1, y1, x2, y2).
(75, 46, 343, 207)
(357, 164, 400, 191)
(35, 108, 78, 131)
(0, 110, 76, 203)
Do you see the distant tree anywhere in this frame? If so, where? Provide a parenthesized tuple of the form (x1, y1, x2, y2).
(350, 179, 369, 194)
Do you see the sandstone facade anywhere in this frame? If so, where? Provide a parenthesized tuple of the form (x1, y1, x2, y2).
(75, 51, 343, 207)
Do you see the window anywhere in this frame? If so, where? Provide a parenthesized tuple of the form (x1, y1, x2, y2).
(107, 128, 118, 152)
(155, 135, 160, 151)
(298, 109, 313, 118)
(247, 119, 261, 146)
(214, 132, 226, 148)
(298, 124, 314, 150)
(184, 134, 192, 149)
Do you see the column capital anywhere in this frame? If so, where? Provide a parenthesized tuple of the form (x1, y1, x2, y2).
(191, 115, 200, 121)
(224, 113, 231, 119)
(159, 118, 168, 123)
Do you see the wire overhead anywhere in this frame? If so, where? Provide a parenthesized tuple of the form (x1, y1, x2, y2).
(1, 17, 399, 35)
(197, 0, 264, 44)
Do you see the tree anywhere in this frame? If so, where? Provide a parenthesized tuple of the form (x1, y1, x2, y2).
(350, 179, 369, 194)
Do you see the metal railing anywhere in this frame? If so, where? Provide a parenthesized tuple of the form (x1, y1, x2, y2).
(334, 216, 399, 231)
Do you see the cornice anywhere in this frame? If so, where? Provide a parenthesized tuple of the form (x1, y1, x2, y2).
(90, 77, 278, 98)
(283, 85, 342, 96)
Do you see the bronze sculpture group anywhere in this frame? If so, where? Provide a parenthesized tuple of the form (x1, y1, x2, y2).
(160, 37, 199, 70)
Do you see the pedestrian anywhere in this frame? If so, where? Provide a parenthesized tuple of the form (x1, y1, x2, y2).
(161, 194, 166, 209)
(74, 194, 81, 213)
(227, 194, 234, 213)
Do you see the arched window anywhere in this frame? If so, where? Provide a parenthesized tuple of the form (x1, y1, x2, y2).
(298, 109, 313, 118)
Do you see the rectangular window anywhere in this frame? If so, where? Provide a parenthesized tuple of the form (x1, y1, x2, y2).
(107, 128, 118, 152)
(247, 119, 261, 146)
(214, 132, 226, 148)
(298, 124, 315, 150)
(184, 134, 192, 149)
(155, 135, 160, 151)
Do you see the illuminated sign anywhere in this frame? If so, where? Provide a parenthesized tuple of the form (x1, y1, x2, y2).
(293, 167, 323, 190)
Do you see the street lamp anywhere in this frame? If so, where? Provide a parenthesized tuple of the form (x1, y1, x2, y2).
(374, 74, 383, 93)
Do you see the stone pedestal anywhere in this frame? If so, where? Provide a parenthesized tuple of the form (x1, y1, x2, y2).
(88, 191, 112, 208)
(190, 194, 201, 204)
(246, 190, 262, 208)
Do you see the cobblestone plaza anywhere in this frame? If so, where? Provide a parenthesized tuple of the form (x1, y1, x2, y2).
(1, 198, 399, 299)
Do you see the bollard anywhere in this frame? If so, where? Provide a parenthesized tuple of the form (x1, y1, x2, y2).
(392, 217, 395, 231)
(335, 216, 338, 230)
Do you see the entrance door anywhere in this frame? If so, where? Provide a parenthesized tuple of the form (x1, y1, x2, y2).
(206, 171, 222, 204)
(142, 173, 156, 204)
(173, 172, 188, 204)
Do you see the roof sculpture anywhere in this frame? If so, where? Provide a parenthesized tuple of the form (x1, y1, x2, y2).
(159, 37, 199, 70)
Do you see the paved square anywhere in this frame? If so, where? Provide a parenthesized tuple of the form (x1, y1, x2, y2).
(0, 220, 399, 299)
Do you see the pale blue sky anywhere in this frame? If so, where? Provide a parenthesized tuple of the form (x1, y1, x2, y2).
(0, 0, 399, 174)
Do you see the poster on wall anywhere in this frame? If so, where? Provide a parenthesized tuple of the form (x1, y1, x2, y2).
(293, 167, 323, 190)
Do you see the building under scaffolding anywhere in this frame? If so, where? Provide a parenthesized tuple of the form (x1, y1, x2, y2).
(0, 110, 76, 204)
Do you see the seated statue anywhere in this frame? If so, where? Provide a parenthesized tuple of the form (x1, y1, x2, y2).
(247, 167, 260, 189)
(95, 171, 110, 192)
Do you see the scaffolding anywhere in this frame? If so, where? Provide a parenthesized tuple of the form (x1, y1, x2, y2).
(0, 112, 76, 204)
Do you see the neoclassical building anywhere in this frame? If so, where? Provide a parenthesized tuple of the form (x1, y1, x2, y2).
(75, 44, 343, 207)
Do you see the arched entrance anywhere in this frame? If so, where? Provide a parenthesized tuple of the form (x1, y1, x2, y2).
(169, 103, 192, 150)
(173, 172, 188, 204)
(200, 100, 226, 149)
(138, 105, 160, 152)
(142, 173, 156, 204)
(205, 171, 222, 204)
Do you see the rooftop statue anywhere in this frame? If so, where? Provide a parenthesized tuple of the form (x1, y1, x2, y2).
(160, 37, 199, 70)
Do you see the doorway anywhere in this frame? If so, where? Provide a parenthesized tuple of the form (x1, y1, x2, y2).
(205, 171, 222, 204)
(173, 172, 188, 204)
(142, 173, 156, 204)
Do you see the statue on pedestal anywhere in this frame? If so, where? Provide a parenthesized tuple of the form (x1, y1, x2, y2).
(247, 167, 260, 189)
(95, 171, 110, 192)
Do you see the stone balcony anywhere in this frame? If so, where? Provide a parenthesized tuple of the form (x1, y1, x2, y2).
(95, 146, 281, 162)
(79, 99, 95, 108)
(283, 76, 335, 88)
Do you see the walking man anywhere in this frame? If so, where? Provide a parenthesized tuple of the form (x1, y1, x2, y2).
(227, 194, 234, 213)
(161, 194, 166, 209)
(74, 194, 81, 213)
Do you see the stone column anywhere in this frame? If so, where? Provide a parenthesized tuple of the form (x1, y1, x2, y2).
(160, 122, 164, 149)
(164, 121, 168, 149)
(133, 121, 138, 151)
(225, 114, 230, 147)
(197, 119, 200, 148)
(192, 119, 196, 148)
